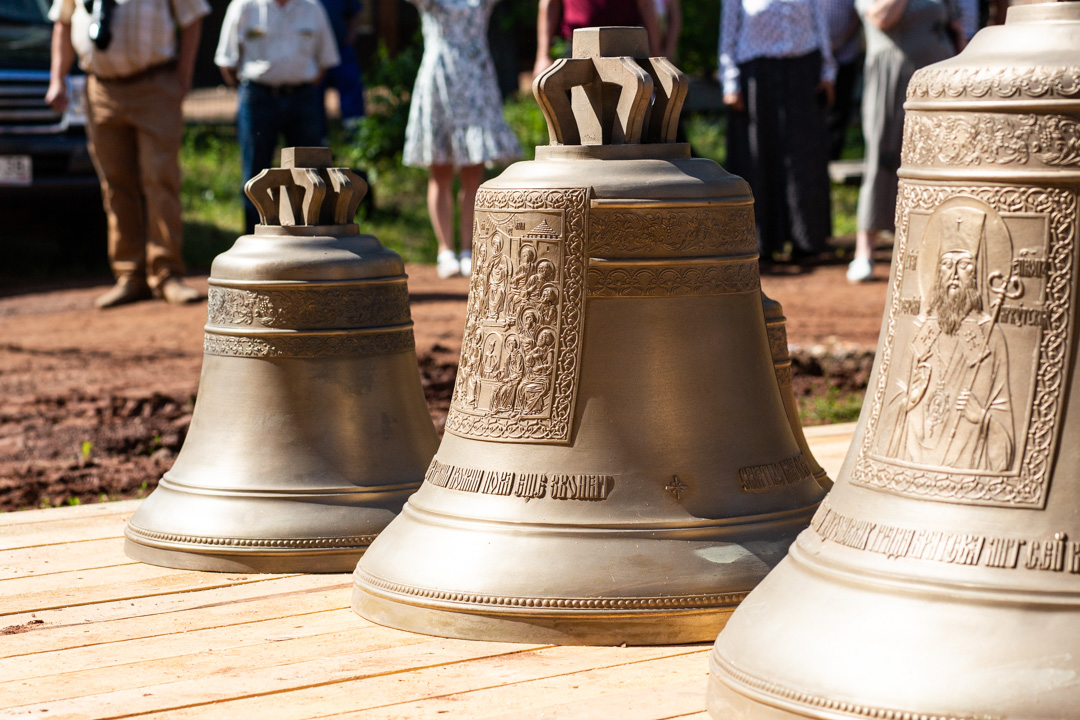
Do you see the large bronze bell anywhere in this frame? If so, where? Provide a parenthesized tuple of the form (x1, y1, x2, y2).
(710, 4, 1080, 717)
(125, 148, 439, 573)
(353, 28, 828, 645)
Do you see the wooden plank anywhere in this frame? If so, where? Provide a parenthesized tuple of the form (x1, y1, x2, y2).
(0, 575, 349, 658)
(474, 673, 707, 720)
(0, 499, 139, 527)
(0, 537, 136, 580)
(130, 644, 699, 720)
(0, 564, 296, 615)
(0, 511, 131, 551)
(5, 638, 548, 719)
(333, 649, 709, 720)
(0, 609, 422, 702)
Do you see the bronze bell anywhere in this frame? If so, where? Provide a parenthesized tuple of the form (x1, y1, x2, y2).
(710, 4, 1080, 717)
(352, 28, 828, 645)
(125, 147, 439, 573)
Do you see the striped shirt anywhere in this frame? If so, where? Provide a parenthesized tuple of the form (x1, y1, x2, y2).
(50, 0, 210, 80)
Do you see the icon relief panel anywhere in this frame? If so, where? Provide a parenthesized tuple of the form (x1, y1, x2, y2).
(853, 187, 1077, 507)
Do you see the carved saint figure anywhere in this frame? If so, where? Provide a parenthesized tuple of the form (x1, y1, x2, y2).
(462, 324, 484, 408)
(481, 332, 501, 379)
(519, 329, 556, 415)
(507, 243, 538, 318)
(491, 334, 524, 413)
(884, 206, 1015, 471)
(518, 308, 540, 354)
(538, 284, 559, 326)
(526, 258, 556, 299)
(485, 233, 512, 320)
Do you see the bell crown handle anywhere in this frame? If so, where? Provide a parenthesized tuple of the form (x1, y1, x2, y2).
(533, 26, 688, 146)
(244, 147, 369, 228)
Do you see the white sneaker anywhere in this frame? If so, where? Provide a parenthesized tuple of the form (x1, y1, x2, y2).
(459, 250, 472, 277)
(846, 257, 873, 283)
(437, 249, 461, 279)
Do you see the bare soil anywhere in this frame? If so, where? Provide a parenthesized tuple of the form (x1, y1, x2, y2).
(0, 261, 888, 512)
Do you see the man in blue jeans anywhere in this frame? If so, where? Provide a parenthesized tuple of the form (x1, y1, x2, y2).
(215, 0, 339, 234)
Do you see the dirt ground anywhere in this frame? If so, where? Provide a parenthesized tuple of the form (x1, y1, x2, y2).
(0, 260, 888, 511)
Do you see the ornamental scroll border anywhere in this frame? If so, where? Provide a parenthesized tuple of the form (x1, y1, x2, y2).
(902, 112, 1080, 168)
(443, 187, 589, 444)
(206, 283, 411, 330)
(203, 329, 414, 359)
(585, 259, 760, 297)
(907, 65, 1080, 100)
(852, 184, 1076, 507)
(589, 205, 756, 257)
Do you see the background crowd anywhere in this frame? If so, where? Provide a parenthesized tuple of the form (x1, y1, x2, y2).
(44, 0, 1011, 308)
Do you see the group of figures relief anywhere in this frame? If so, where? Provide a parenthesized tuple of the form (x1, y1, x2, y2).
(454, 209, 566, 421)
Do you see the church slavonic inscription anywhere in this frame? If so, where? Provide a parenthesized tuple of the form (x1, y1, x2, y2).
(739, 455, 812, 493)
(426, 459, 613, 501)
(812, 500, 1079, 574)
(444, 188, 589, 444)
(854, 186, 1074, 508)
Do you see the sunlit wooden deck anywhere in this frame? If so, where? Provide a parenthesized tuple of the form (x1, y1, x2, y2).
(0, 423, 854, 720)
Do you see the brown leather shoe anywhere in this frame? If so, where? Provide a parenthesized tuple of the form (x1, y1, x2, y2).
(157, 277, 203, 305)
(94, 277, 152, 309)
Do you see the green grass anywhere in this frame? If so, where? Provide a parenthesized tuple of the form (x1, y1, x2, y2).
(798, 387, 864, 426)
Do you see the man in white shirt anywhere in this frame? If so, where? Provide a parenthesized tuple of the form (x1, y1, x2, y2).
(45, 0, 209, 308)
(215, 0, 339, 234)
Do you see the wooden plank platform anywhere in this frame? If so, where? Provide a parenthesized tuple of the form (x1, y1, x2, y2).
(0, 424, 855, 720)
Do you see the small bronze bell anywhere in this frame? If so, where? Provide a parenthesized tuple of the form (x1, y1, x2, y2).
(125, 148, 439, 573)
(352, 28, 827, 645)
(710, 4, 1080, 717)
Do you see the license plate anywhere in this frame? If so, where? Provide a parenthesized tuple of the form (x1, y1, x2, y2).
(0, 155, 32, 186)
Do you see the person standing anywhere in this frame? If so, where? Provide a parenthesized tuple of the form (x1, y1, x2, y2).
(845, 0, 956, 282)
(534, 0, 663, 78)
(317, 0, 366, 134)
(215, 0, 340, 235)
(824, 0, 863, 161)
(45, 0, 209, 309)
(720, 0, 836, 267)
(404, 0, 521, 279)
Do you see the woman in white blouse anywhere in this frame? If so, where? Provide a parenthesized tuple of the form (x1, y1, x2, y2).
(719, 0, 836, 267)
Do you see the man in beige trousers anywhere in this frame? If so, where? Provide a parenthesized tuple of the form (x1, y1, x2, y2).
(45, 0, 209, 308)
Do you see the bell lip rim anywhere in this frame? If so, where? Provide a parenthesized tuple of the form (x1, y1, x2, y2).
(149, 476, 425, 498)
(352, 567, 747, 617)
(788, 536, 1080, 608)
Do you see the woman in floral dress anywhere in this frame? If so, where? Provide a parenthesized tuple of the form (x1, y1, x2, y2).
(404, 0, 522, 278)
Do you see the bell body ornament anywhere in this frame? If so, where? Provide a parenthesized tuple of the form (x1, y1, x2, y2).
(709, 4, 1080, 717)
(353, 28, 829, 645)
(124, 148, 439, 573)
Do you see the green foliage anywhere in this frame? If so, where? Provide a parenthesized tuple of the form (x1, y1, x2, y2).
(79, 440, 93, 460)
(799, 387, 864, 426)
(678, 0, 720, 78)
(684, 112, 726, 166)
(502, 93, 548, 161)
(179, 125, 244, 271)
(340, 39, 423, 176)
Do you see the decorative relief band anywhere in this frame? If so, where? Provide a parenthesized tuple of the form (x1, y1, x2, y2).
(765, 322, 790, 363)
(773, 362, 793, 388)
(356, 567, 747, 611)
(589, 203, 756, 257)
(712, 654, 997, 720)
(811, 500, 1079, 574)
(126, 524, 377, 550)
(203, 328, 415, 358)
(586, 258, 760, 297)
(739, 455, 812, 493)
(426, 459, 613, 501)
(908, 65, 1080, 101)
(903, 112, 1080, 168)
(206, 281, 411, 330)
(445, 188, 589, 444)
(853, 184, 1076, 507)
